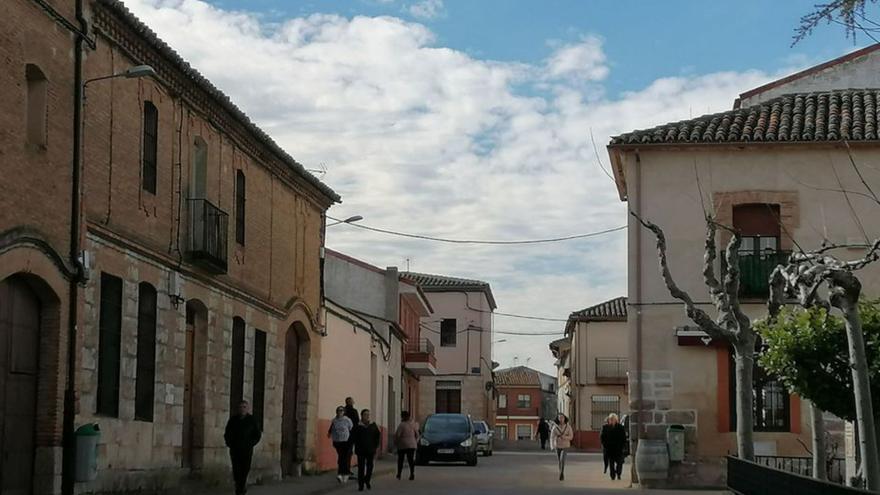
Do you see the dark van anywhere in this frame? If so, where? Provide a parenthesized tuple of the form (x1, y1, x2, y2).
(416, 413, 478, 466)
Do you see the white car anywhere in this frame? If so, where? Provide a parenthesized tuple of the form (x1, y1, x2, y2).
(473, 420, 493, 456)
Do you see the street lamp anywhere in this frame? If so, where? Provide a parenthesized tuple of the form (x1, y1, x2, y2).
(84, 64, 157, 88)
(493, 339, 507, 344)
(327, 215, 364, 227)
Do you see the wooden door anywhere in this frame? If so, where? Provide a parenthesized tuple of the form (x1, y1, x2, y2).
(281, 328, 299, 475)
(0, 278, 40, 495)
(182, 308, 195, 468)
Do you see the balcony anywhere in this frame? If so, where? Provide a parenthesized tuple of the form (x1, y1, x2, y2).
(595, 357, 628, 384)
(738, 251, 790, 298)
(404, 338, 437, 376)
(187, 199, 229, 273)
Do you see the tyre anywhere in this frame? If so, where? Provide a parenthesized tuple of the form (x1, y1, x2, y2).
(466, 454, 478, 466)
(488, 450, 493, 457)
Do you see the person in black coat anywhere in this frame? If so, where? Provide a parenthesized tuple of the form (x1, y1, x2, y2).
(352, 409, 382, 491)
(224, 401, 262, 495)
(537, 418, 551, 450)
(343, 397, 360, 476)
(600, 413, 627, 480)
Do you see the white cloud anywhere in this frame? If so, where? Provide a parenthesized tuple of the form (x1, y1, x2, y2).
(545, 36, 609, 82)
(408, 0, 444, 20)
(122, 0, 778, 375)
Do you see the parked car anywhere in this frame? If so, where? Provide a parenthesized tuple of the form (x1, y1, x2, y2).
(416, 413, 479, 466)
(473, 420, 493, 456)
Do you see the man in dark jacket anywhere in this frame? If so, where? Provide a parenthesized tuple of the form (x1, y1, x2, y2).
(537, 418, 550, 450)
(343, 397, 360, 478)
(600, 413, 627, 480)
(225, 401, 262, 494)
(352, 409, 381, 491)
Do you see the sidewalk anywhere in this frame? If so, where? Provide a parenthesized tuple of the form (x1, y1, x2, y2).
(248, 459, 396, 495)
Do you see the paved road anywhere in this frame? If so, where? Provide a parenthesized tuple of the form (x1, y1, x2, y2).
(323, 451, 729, 495)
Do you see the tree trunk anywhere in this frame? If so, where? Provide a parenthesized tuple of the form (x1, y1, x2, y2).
(734, 343, 755, 461)
(840, 301, 880, 491)
(811, 402, 827, 480)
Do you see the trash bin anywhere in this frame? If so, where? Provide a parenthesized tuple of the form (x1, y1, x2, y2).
(75, 423, 100, 482)
(666, 424, 685, 462)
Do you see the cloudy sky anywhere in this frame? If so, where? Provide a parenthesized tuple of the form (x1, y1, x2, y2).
(124, 0, 866, 374)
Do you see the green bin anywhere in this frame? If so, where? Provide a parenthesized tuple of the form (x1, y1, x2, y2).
(75, 423, 101, 482)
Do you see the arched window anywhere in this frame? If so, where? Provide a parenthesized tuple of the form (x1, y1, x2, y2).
(135, 282, 157, 421)
(230, 316, 246, 414)
(191, 137, 207, 199)
(142, 102, 158, 194)
(253, 329, 266, 429)
(25, 64, 48, 147)
(235, 170, 246, 245)
(97, 273, 123, 417)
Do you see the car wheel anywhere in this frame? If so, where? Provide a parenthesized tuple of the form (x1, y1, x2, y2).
(488, 450, 493, 457)
(467, 455, 478, 466)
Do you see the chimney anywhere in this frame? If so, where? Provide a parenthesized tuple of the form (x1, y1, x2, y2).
(385, 266, 400, 323)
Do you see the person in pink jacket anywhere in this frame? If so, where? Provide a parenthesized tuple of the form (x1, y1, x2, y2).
(394, 410, 420, 481)
(551, 413, 574, 481)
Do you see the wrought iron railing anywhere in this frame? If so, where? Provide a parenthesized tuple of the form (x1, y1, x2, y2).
(728, 456, 865, 495)
(754, 455, 847, 485)
(738, 251, 790, 297)
(187, 198, 228, 272)
(595, 357, 628, 383)
(405, 338, 435, 356)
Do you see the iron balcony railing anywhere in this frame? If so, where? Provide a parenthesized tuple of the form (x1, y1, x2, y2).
(595, 357, 628, 383)
(727, 456, 865, 495)
(738, 251, 791, 298)
(754, 455, 847, 485)
(405, 338, 435, 356)
(187, 198, 229, 273)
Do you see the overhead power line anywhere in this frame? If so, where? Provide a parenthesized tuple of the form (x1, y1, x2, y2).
(327, 216, 626, 245)
(419, 323, 563, 337)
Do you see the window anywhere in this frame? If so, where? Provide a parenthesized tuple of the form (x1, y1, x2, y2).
(440, 318, 456, 347)
(191, 137, 207, 199)
(235, 170, 246, 245)
(142, 102, 158, 194)
(496, 425, 508, 440)
(97, 273, 123, 417)
(435, 380, 461, 413)
(516, 424, 532, 440)
(498, 394, 507, 409)
(135, 282, 157, 421)
(549, 384, 555, 393)
(732, 204, 787, 297)
(230, 317, 246, 414)
(729, 353, 791, 432)
(26, 64, 47, 147)
(253, 329, 266, 430)
(517, 394, 531, 409)
(591, 395, 620, 430)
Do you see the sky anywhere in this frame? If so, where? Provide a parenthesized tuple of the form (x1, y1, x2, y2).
(122, 0, 873, 375)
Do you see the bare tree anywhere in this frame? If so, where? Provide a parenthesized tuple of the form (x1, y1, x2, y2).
(633, 213, 757, 460)
(769, 240, 880, 489)
(794, 0, 880, 45)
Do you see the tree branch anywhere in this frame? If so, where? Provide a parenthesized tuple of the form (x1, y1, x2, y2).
(632, 211, 731, 340)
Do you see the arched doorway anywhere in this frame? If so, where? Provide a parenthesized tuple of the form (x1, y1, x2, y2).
(183, 300, 208, 470)
(281, 321, 309, 476)
(0, 276, 41, 495)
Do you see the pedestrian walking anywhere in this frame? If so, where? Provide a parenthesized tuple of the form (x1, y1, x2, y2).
(224, 401, 262, 495)
(537, 418, 550, 450)
(394, 410, 419, 481)
(601, 415, 611, 474)
(352, 409, 381, 491)
(600, 413, 627, 480)
(327, 406, 354, 483)
(343, 397, 360, 478)
(550, 413, 573, 481)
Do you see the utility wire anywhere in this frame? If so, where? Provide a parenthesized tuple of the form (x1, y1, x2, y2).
(327, 216, 626, 245)
(419, 323, 563, 337)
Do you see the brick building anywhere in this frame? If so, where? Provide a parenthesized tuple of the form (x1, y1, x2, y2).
(1, 1, 337, 493)
(493, 366, 556, 442)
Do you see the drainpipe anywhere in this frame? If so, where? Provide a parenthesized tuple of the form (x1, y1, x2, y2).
(634, 151, 645, 441)
(62, 1, 87, 494)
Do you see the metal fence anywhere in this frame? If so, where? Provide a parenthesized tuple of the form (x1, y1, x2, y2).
(754, 455, 847, 484)
(590, 395, 620, 430)
(188, 198, 228, 272)
(405, 338, 435, 356)
(727, 456, 867, 495)
(595, 357, 628, 383)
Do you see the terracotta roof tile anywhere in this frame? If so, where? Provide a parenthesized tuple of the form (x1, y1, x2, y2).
(609, 89, 880, 146)
(569, 296, 627, 322)
(401, 271, 497, 309)
(494, 366, 542, 387)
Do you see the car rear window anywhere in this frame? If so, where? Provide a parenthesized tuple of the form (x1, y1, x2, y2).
(425, 415, 470, 434)
(473, 422, 487, 433)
